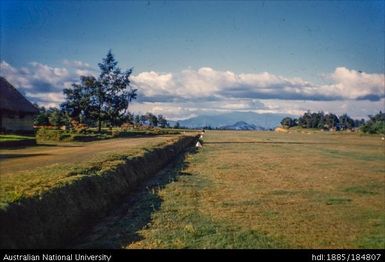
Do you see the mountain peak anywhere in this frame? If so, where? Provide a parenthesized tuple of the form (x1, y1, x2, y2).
(170, 111, 290, 129)
(221, 121, 264, 130)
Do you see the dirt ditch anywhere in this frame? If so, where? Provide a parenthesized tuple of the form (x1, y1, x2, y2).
(0, 135, 198, 248)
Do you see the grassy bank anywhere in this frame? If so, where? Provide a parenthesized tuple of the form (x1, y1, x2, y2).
(0, 135, 184, 209)
(0, 135, 35, 141)
(35, 128, 181, 143)
(0, 134, 36, 148)
(79, 131, 384, 248)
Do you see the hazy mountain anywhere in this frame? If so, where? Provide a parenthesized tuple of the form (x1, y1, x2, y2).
(220, 121, 265, 130)
(170, 111, 291, 129)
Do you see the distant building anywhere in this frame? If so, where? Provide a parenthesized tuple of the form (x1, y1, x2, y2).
(0, 77, 38, 132)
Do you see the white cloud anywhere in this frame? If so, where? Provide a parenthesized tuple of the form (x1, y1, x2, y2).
(260, 98, 385, 119)
(130, 99, 264, 121)
(63, 59, 91, 69)
(1, 60, 383, 119)
(0, 60, 85, 107)
(132, 71, 173, 97)
(318, 67, 385, 100)
(130, 98, 384, 121)
(132, 66, 384, 102)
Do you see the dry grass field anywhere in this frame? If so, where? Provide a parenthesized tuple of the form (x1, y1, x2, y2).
(77, 130, 384, 249)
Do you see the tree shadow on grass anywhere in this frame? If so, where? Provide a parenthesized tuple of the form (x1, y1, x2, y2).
(73, 147, 199, 249)
(0, 153, 51, 159)
(1, 143, 84, 150)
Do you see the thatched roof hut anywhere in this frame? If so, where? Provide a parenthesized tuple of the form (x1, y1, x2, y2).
(0, 77, 38, 132)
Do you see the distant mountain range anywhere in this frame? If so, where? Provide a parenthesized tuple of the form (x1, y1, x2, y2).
(220, 121, 265, 130)
(169, 111, 292, 129)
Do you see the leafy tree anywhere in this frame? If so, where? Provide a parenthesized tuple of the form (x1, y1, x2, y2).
(134, 115, 141, 125)
(280, 117, 296, 128)
(34, 105, 70, 127)
(158, 115, 168, 128)
(116, 112, 134, 126)
(47, 108, 68, 127)
(361, 111, 385, 134)
(98, 50, 137, 129)
(147, 113, 158, 127)
(298, 111, 312, 128)
(324, 113, 339, 129)
(283, 111, 359, 130)
(174, 122, 180, 129)
(62, 50, 137, 132)
(61, 76, 95, 125)
(354, 119, 366, 128)
(339, 114, 355, 130)
(33, 105, 50, 126)
(317, 112, 326, 129)
(310, 112, 321, 128)
(140, 114, 147, 125)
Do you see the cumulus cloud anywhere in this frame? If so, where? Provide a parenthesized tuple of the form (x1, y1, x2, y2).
(130, 98, 385, 121)
(260, 98, 385, 119)
(63, 60, 97, 77)
(1, 61, 74, 95)
(318, 67, 385, 101)
(63, 59, 91, 69)
(1, 60, 383, 119)
(132, 66, 384, 102)
(0, 60, 97, 107)
(130, 66, 384, 119)
(132, 68, 226, 101)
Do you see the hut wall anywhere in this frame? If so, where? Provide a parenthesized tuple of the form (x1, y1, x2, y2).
(0, 112, 35, 131)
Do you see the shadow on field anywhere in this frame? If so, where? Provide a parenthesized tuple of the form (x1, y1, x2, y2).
(0, 153, 51, 159)
(73, 147, 198, 249)
(0, 143, 84, 150)
(205, 141, 338, 145)
(37, 143, 84, 148)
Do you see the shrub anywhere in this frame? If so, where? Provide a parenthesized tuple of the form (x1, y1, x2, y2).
(36, 128, 71, 141)
(361, 112, 385, 135)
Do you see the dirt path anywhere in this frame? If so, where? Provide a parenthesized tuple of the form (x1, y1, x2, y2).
(0, 136, 177, 175)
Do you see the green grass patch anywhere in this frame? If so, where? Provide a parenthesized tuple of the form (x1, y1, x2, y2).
(129, 164, 285, 248)
(320, 148, 384, 162)
(0, 135, 35, 142)
(141, 211, 284, 249)
(326, 197, 352, 205)
(344, 184, 382, 195)
(356, 212, 385, 249)
(0, 136, 184, 209)
(359, 235, 385, 249)
(35, 128, 112, 142)
(35, 128, 181, 142)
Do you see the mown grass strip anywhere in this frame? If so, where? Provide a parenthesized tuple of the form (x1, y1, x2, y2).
(0, 136, 183, 209)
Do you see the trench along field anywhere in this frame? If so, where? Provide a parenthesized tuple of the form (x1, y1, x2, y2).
(0, 135, 186, 208)
(78, 130, 384, 248)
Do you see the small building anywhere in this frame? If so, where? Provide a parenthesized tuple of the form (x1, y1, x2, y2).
(0, 77, 38, 132)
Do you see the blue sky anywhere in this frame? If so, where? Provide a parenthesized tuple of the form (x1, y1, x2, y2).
(1, 1, 384, 120)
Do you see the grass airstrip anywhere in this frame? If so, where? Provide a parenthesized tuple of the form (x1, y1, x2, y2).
(77, 130, 384, 249)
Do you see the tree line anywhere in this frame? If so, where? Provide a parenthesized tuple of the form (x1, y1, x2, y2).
(281, 111, 385, 134)
(33, 51, 169, 131)
(34, 106, 170, 129)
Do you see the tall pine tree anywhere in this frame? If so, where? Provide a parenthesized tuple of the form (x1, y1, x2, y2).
(62, 50, 137, 132)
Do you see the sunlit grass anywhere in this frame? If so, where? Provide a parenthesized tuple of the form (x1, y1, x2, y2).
(0, 135, 34, 142)
(0, 135, 184, 209)
(122, 130, 384, 248)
